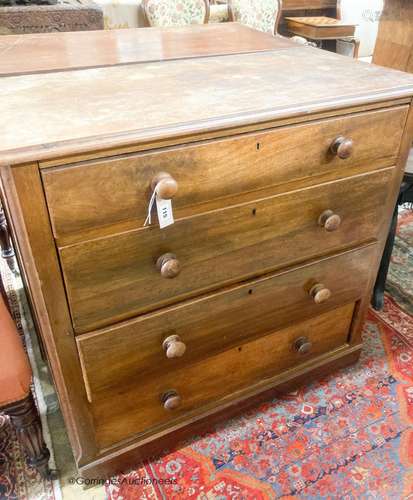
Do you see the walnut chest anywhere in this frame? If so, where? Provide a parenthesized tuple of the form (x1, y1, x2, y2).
(1, 28, 413, 479)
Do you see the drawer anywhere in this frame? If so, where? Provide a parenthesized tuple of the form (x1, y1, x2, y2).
(42, 106, 407, 241)
(90, 303, 356, 449)
(77, 244, 375, 398)
(63, 169, 391, 332)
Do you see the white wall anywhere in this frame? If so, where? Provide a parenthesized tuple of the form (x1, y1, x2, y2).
(337, 0, 384, 58)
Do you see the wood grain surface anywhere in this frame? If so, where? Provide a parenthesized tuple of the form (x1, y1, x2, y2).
(373, 0, 413, 73)
(41, 106, 407, 240)
(80, 347, 362, 478)
(60, 168, 394, 333)
(77, 245, 375, 398)
(0, 23, 293, 77)
(91, 303, 355, 449)
(2, 48, 413, 167)
(283, 0, 336, 8)
(2, 22, 412, 477)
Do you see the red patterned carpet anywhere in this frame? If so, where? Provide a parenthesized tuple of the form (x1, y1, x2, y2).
(107, 212, 413, 500)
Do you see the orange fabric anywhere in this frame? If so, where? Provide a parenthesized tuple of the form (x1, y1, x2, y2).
(0, 295, 32, 406)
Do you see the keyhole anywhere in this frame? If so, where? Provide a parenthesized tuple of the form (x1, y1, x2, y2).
(252, 208, 257, 216)
(256, 142, 261, 150)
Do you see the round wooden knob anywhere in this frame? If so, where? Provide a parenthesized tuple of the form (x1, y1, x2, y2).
(309, 283, 331, 304)
(162, 390, 181, 410)
(294, 336, 313, 355)
(156, 253, 181, 279)
(163, 335, 186, 358)
(318, 210, 341, 232)
(151, 172, 178, 200)
(330, 136, 353, 159)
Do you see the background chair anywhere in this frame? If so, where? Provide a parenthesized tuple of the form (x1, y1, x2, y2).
(228, 0, 281, 35)
(0, 276, 52, 479)
(0, 203, 15, 273)
(228, 0, 310, 47)
(143, 0, 209, 27)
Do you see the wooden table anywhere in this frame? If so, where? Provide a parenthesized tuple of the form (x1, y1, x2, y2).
(0, 23, 294, 76)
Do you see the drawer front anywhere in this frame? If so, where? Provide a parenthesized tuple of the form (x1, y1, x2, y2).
(42, 106, 407, 240)
(77, 245, 375, 398)
(91, 303, 356, 449)
(63, 169, 391, 332)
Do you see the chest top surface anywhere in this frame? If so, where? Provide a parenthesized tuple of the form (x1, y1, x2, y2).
(1, 38, 413, 166)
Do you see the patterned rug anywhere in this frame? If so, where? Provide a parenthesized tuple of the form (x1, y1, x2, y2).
(106, 212, 413, 500)
(386, 210, 413, 321)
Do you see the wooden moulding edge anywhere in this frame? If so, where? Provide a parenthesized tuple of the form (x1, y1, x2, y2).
(1, 96, 412, 170)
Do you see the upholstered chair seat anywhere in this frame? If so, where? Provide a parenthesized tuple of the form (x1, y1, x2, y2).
(0, 297, 31, 406)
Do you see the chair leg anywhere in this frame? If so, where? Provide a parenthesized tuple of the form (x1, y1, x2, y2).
(352, 38, 360, 59)
(4, 392, 52, 479)
(0, 205, 16, 273)
(371, 202, 398, 310)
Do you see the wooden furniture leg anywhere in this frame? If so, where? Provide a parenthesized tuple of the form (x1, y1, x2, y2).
(352, 37, 360, 59)
(3, 392, 52, 479)
(371, 201, 398, 310)
(372, 163, 413, 311)
(0, 204, 15, 272)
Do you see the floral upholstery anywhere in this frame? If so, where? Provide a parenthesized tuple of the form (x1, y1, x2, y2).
(209, 4, 228, 23)
(144, 0, 209, 27)
(229, 0, 280, 35)
(94, 0, 145, 29)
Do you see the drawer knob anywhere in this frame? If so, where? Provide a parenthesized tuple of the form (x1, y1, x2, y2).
(162, 390, 181, 410)
(331, 136, 353, 159)
(163, 334, 186, 358)
(294, 336, 313, 355)
(318, 210, 341, 232)
(151, 172, 178, 200)
(309, 283, 331, 304)
(156, 253, 181, 279)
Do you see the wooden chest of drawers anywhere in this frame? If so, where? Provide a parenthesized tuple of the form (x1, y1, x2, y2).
(1, 27, 413, 479)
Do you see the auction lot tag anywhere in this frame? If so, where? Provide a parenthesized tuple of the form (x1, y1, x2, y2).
(156, 195, 174, 229)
